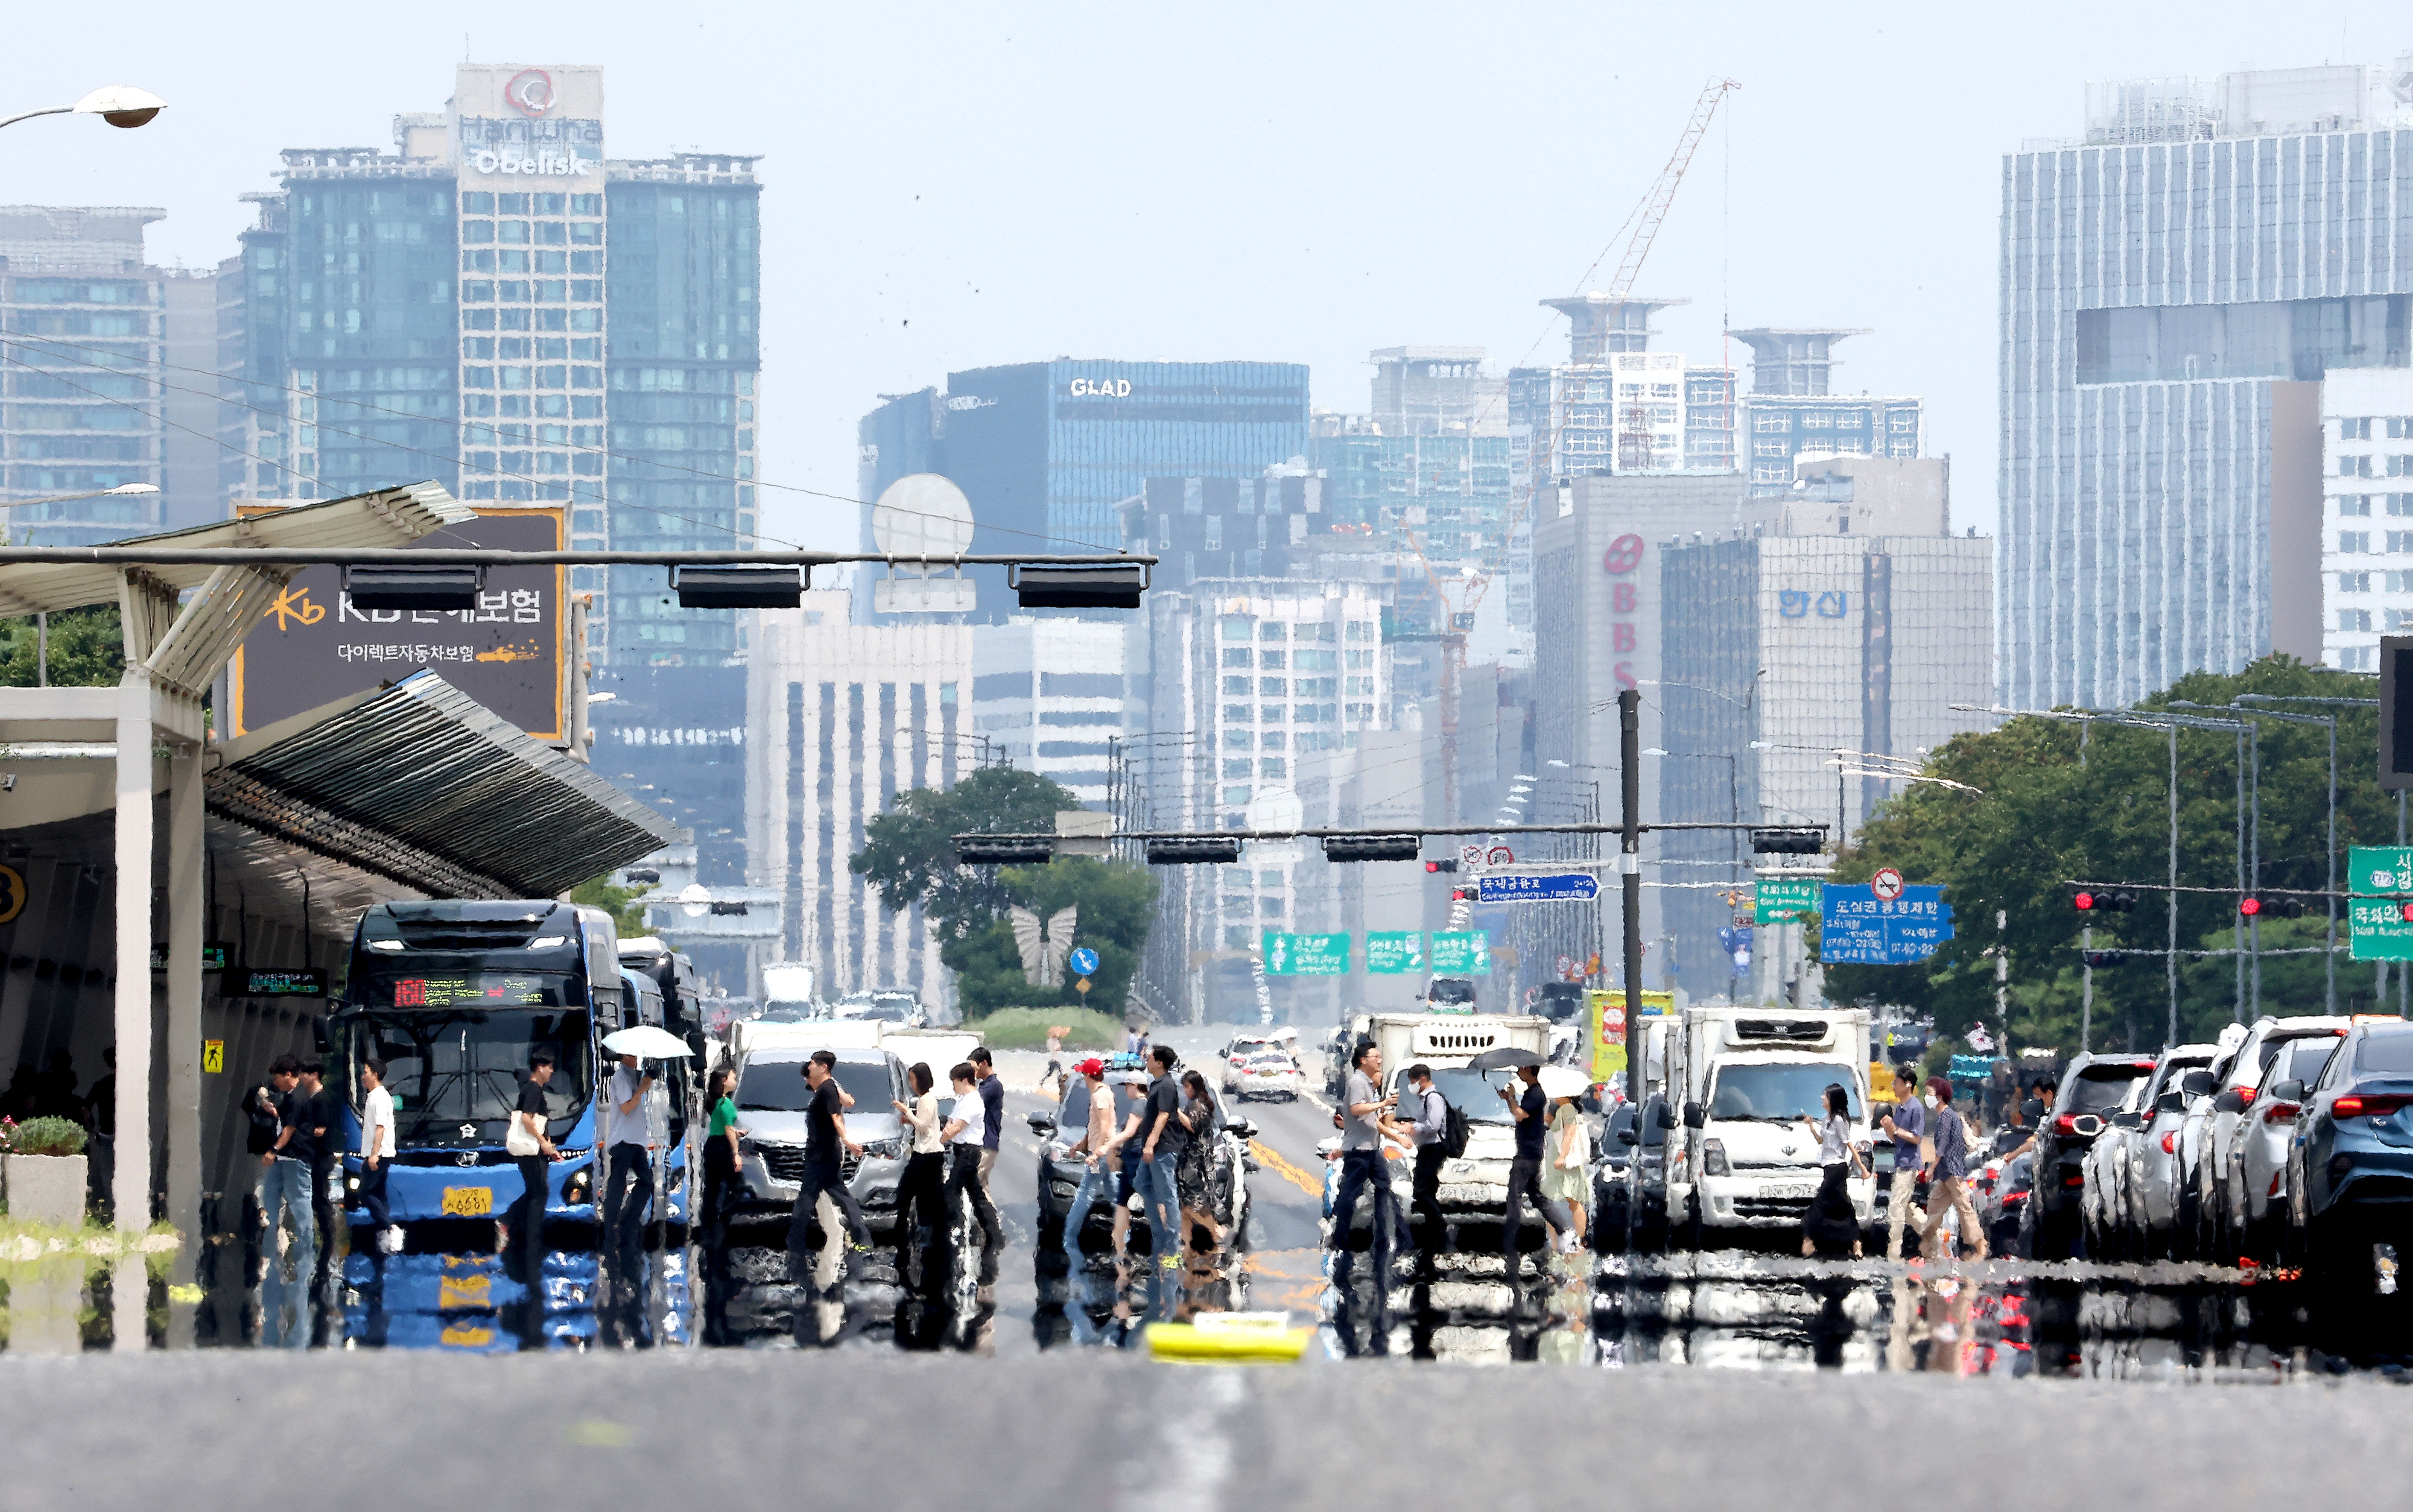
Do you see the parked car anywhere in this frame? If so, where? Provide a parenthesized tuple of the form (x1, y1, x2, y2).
(732, 1045, 910, 1235)
(2025, 1052, 2157, 1258)
(2079, 1075, 2152, 1259)
(2094, 1043, 2218, 1259)
(2198, 1017, 2357, 1261)
(2239, 1028, 2346, 1262)
(2285, 1020, 2413, 1289)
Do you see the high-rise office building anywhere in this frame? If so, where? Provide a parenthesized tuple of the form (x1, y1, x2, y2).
(857, 360, 1310, 619)
(1729, 327, 1923, 498)
(746, 590, 971, 1003)
(0, 206, 174, 545)
(969, 619, 1134, 805)
(2320, 367, 2413, 671)
(2000, 59, 2413, 709)
(222, 64, 763, 901)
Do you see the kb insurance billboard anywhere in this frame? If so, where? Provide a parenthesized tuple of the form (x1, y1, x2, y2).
(228, 505, 569, 743)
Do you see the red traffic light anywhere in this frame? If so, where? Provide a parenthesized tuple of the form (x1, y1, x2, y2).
(2073, 890, 2096, 911)
(2400, 902, 2413, 923)
(1425, 858, 1458, 873)
(2238, 896, 2262, 916)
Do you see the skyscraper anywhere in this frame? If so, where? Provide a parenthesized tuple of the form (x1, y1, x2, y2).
(222, 65, 762, 908)
(2000, 59, 2413, 708)
(855, 359, 1309, 619)
(0, 206, 174, 545)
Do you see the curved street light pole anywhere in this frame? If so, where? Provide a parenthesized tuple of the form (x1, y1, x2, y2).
(0, 86, 166, 132)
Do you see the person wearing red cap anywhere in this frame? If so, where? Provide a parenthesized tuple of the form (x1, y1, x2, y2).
(1057, 1057, 1124, 1259)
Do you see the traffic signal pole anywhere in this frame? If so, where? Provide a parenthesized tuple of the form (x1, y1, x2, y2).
(1620, 689, 1644, 1107)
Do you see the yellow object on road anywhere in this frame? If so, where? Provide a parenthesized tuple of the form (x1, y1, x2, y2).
(1146, 1312, 1311, 1364)
(1249, 1139, 1322, 1197)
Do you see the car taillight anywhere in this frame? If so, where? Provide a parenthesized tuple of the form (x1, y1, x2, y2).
(2055, 1113, 2076, 1134)
(2161, 1131, 2177, 1154)
(2332, 1094, 2412, 1118)
(2265, 1102, 2300, 1124)
(2062, 1172, 2085, 1188)
(2237, 1087, 2256, 1109)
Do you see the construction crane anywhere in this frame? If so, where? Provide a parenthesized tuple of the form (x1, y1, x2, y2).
(1400, 77, 1740, 829)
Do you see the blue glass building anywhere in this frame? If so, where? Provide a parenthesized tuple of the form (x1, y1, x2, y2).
(858, 358, 1308, 619)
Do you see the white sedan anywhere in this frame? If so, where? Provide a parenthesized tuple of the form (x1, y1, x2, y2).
(1224, 1051, 1303, 1101)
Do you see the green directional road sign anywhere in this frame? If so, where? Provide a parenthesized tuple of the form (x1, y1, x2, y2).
(1365, 931, 1424, 974)
(1755, 876, 1821, 925)
(2350, 847, 2413, 961)
(1429, 931, 1491, 976)
(1263, 931, 1351, 976)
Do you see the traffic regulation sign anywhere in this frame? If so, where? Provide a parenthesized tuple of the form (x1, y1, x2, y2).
(1819, 884, 1953, 965)
(1068, 946, 1099, 977)
(1476, 871, 1599, 903)
(1870, 867, 1906, 902)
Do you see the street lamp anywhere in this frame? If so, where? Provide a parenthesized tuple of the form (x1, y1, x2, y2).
(0, 86, 167, 132)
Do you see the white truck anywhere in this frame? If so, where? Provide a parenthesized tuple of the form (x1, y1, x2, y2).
(1321, 1011, 1553, 1247)
(1663, 1005, 1874, 1245)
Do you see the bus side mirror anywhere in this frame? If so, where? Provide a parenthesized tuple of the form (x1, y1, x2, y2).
(1655, 1102, 1678, 1130)
(1682, 1102, 1705, 1129)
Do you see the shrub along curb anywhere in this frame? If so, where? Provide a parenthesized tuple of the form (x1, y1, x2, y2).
(967, 1006, 1126, 1051)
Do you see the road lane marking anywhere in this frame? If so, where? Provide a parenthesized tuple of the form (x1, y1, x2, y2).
(1250, 1139, 1322, 1198)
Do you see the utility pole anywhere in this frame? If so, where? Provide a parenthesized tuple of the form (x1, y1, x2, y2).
(2081, 923, 2093, 1053)
(1619, 688, 1644, 1103)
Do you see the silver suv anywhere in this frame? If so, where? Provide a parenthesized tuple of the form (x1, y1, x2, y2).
(731, 1045, 911, 1234)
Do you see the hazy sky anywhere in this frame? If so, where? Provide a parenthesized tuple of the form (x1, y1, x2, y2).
(4, 2, 2406, 548)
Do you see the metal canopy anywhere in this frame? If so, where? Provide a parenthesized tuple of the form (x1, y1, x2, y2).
(0, 481, 469, 617)
(208, 670, 676, 900)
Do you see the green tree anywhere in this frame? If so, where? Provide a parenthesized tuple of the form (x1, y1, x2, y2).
(849, 767, 1157, 1016)
(1819, 655, 2395, 1055)
(942, 858, 1158, 1016)
(0, 607, 124, 688)
(850, 766, 1081, 938)
(570, 875, 649, 937)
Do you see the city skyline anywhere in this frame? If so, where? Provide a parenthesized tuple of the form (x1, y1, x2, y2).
(10, 2, 2406, 558)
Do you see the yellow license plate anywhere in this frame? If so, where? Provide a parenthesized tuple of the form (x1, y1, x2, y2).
(439, 1323, 496, 1349)
(437, 1274, 492, 1310)
(441, 1185, 493, 1217)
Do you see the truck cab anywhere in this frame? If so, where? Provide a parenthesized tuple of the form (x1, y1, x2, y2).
(1664, 1007, 1874, 1242)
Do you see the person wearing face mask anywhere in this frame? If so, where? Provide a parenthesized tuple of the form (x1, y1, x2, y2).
(1879, 1066, 1927, 1260)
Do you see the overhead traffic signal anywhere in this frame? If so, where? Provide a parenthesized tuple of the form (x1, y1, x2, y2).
(2071, 887, 2137, 913)
(2083, 950, 2128, 968)
(2240, 893, 2306, 919)
(1749, 828, 1823, 855)
(953, 836, 1055, 865)
(1425, 858, 1459, 873)
(1146, 837, 1241, 865)
(1324, 833, 1421, 863)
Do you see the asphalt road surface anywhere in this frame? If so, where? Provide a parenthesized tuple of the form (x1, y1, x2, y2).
(6, 1345, 2410, 1510)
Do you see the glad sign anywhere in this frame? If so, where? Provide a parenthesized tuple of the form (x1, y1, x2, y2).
(1603, 533, 1644, 689)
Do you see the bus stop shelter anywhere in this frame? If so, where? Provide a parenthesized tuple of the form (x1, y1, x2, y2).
(0, 486, 674, 1263)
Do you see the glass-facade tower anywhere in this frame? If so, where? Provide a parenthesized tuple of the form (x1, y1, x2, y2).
(227, 65, 761, 903)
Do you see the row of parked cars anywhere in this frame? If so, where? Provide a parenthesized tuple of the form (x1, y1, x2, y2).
(2029, 1015, 2413, 1286)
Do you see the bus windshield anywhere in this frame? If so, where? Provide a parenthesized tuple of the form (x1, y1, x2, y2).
(345, 992, 594, 1144)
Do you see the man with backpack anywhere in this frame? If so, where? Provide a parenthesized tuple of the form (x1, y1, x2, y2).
(1404, 1063, 1456, 1260)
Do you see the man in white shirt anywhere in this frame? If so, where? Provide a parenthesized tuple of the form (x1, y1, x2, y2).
(941, 1063, 1004, 1248)
(601, 1052, 656, 1294)
(357, 1058, 396, 1264)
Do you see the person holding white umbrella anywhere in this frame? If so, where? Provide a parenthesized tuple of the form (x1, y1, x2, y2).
(597, 1025, 696, 1301)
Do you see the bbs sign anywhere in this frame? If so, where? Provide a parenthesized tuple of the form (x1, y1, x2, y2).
(230, 507, 569, 742)
(1602, 532, 1644, 689)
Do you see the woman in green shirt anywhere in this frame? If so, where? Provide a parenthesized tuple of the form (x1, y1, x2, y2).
(702, 1067, 743, 1278)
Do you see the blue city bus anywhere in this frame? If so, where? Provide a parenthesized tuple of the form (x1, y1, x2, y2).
(331, 899, 627, 1350)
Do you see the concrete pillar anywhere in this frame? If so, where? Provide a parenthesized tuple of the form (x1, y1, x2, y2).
(113, 679, 153, 1233)
(165, 741, 204, 1274)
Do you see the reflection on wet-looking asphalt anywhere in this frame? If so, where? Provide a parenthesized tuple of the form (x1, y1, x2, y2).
(16, 1046, 2413, 1379)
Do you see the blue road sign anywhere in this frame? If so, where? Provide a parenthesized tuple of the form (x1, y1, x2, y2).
(1818, 884, 1953, 965)
(1068, 946, 1100, 977)
(1475, 872, 1600, 904)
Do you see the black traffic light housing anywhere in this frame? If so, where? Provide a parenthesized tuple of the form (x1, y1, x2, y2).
(1010, 563, 1148, 610)
(676, 566, 804, 609)
(953, 836, 1055, 865)
(2083, 951, 2128, 968)
(1749, 828, 1823, 855)
(1146, 837, 1241, 865)
(2382, 636, 2413, 789)
(1425, 858, 1459, 873)
(1324, 833, 1421, 864)
(343, 563, 484, 612)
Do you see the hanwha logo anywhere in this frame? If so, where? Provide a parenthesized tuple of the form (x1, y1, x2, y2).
(504, 69, 555, 117)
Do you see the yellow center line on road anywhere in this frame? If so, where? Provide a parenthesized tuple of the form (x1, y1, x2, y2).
(1250, 1139, 1323, 1197)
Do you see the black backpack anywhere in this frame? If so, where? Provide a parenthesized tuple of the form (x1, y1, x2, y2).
(1440, 1097, 1471, 1159)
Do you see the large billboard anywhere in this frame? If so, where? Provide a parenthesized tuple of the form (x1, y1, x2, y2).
(229, 505, 568, 742)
